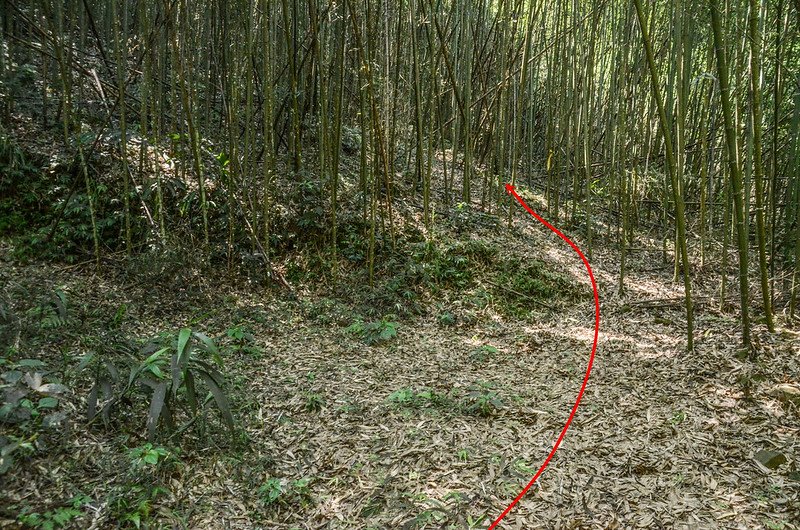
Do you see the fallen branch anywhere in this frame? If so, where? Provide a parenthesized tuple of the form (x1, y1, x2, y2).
(630, 296, 709, 309)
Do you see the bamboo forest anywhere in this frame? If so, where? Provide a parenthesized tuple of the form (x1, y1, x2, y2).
(1, 0, 799, 527)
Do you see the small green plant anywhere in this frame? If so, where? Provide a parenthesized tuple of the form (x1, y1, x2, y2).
(128, 443, 174, 470)
(20, 396, 58, 416)
(387, 387, 415, 406)
(340, 124, 362, 154)
(17, 495, 91, 529)
(670, 410, 687, 425)
(292, 478, 313, 499)
(461, 383, 504, 417)
(224, 325, 260, 356)
(412, 241, 473, 288)
(108, 483, 169, 529)
(303, 298, 353, 325)
(0, 435, 36, 474)
(25, 289, 69, 330)
(258, 477, 314, 508)
(411, 508, 447, 527)
(0, 357, 69, 456)
(444, 491, 465, 504)
(82, 327, 234, 440)
(493, 257, 577, 316)
(258, 478, 284, 505)
(466, 513, 488, 529)
(346, 316, 398, 345)
(513, 459, 536, 475)
(304, 393, 324, 412)
(337, 402, 362, 414)
(457, 449, 469, 462)
(437, 311, 456, 326)
(386, 387, 450, 410)
(469, 345, 498, 363)
(111, 304, 128, 329)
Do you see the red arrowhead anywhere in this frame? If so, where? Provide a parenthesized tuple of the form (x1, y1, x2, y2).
(504, 183, 515, 194)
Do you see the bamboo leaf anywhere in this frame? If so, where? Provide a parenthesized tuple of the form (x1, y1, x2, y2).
(144, 347, 170, 366)
(147, 364, 165, 379)
(197, 370, 234, 431)
(99, 378, 114, 425)
(105, 362, 120, 381)
(53, 289, 68, 319)
(87, 384, 99, 421)
(193, 331, 221, 366)
(177, 328, 192, 361)
(162, 402, 176, 432)
(192, 359, 224, 386)
(38, 397, 59, 409)
(185, 370, 198, 413)
(171, 353, 181, 398)
(146, 382, 168, 440)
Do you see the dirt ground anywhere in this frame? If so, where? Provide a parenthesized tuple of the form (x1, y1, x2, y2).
(2, 206, 799, 529)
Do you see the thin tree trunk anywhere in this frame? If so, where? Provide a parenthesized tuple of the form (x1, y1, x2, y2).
(710, 0, 751, 349)
(634, 0, 695, 351)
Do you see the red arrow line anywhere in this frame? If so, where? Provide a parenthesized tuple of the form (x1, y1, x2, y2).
(488, 184, 600, 529)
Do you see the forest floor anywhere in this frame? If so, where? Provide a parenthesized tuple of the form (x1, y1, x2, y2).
(2, 185, 800, 529)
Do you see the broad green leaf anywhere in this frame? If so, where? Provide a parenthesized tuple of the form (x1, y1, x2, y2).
(42, 412, 67, 428)
(1, 370, 22, 384)
(146, 382, 168, 440)
(147, 364, 164, 379)
(144, 347, 170, 366)
(104, 362, 120, 381)
(99, 379, 113, 424)
(197, 370, 234, 430)
(216, 151, 230, 167)
(177, 328, 192, 361)
(54, 289, 68, 318)
(37, 397, 59, 409)
(16, 359, 45, 369)
(184, 371, 198, 413)
(191, 360, 224, 386)
(171, 352, 181, 396)
(193, 331, 221, 365)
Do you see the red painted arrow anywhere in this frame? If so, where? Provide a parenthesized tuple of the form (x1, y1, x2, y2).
(488, 183, 600, 529)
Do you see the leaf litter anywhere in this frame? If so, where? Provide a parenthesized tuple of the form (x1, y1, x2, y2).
(0, 202, 798, 529)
